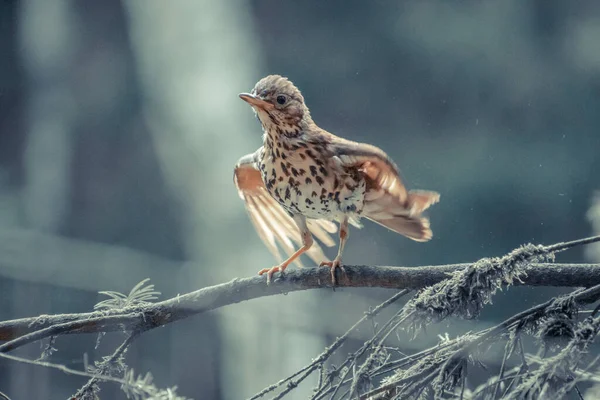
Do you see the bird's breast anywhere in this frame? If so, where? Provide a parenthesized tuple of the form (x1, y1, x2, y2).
(259, 148, 366, 221)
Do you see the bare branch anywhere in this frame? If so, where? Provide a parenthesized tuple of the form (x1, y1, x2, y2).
(73, 331, 139, 398)
(360, 284, 600, 399)
(0, 234, 597, 399)
(0, 352, 134, 391)
(0, 261, 600, 346)
(248, 289, 411, 400)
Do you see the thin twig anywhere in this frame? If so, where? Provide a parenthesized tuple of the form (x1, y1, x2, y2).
(349, 312, 414, 397)
(271, 366, 313, 400)
(324, 309, 410, 400)
(311, 377, 354, 400)
(401, 368, 441, 399)
(502, 364, 529, 398)
(360, 364, 440, 399)
(369, 339, 458, 379)
(315, 364, 324, 394)
(73, 331, 140, 398)
(491, 338, 512, 399)
(573, 384, 585, 400)
(546, 235, 600, 253)
(591, 301, 600, 317)
(470, 367, 523, 398)
(314, 308, 405, 400)
(459, 361, 466, 400)
(0, 352, 136, 392)
(248, 290, 411, 400)
(363, 283, 600, 399)
(325, 364, 351, 400)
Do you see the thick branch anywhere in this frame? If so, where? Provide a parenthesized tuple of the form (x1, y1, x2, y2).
(0, 262, 599, 344)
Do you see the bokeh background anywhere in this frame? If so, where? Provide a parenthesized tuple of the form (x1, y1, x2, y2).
(0, 0, 599, 398)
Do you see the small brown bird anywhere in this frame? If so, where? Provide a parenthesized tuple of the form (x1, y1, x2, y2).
(234, 75, 439, 284)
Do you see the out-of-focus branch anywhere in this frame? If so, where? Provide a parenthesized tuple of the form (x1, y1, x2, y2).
(72, 331, 140, 398)
(0, 350, 179, 399)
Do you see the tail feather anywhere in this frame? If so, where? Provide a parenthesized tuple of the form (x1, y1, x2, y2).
(407, 190, 440, 216)
(363, 189, 439, 242)
(367, 214, 432, 241)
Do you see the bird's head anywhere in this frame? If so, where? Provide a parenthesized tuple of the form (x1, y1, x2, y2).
(239, 75, 312, 137)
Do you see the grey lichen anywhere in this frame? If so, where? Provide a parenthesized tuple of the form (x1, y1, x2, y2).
(401, 244, 555, 333)
(121, 370, 191, 400)
(508, 316, 600, 399)
(380, 333, 476, 398)
(533, 295, 578, 353)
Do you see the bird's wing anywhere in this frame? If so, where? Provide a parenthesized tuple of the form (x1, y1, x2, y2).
(234, 150, 337, 267)
(331, 140, 440, 241)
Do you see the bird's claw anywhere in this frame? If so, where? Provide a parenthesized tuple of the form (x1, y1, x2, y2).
(258, 265, 285, 285)
(319, 259, 344, 286)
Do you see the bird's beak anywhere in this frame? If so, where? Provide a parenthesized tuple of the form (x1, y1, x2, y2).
(239, 93, 274, 111)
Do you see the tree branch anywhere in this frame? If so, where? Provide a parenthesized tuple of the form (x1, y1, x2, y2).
(0, 234, 599, 400)
(72, 331, 139, 398)
(0, 261, 599, 345)
(0, 350, 176, 399)
(249, 289, 412, 400)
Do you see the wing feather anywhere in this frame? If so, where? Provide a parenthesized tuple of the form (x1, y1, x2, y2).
(331, 140, 439, 241)
(254, 195, 300, 259)
(306, 220, 336, 247)
(246, 196, 281, 258)
(234, 150, 336, 266)
(332, 140, 409, 204)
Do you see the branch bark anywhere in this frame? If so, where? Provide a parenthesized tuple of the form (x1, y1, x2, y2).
(0, 262, 599, 344)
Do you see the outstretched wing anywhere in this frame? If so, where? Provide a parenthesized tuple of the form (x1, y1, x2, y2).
(234, 149, 337, 266)
(331, 140, 440, 241)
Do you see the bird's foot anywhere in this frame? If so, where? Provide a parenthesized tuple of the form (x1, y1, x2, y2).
(258, 264, 287, 285)
(319, 259, 344, 286)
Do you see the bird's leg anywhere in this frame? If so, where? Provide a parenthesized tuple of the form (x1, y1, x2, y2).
(320, 216, 349, 285)
(258, 215, 313, 284)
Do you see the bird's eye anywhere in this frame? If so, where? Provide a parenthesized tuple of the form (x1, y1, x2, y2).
(276, 95, 287, 105)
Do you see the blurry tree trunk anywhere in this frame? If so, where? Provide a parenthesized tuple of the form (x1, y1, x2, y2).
(124, 1, 324, 397)
(14, 0, 76, 396)
(587, 192, 600, 262)
(19, 0, 75, 233)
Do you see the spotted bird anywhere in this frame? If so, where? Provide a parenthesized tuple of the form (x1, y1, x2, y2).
(234, 75, 440, 284)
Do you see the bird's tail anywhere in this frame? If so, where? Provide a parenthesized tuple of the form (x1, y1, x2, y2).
(363, 190, 440, 241)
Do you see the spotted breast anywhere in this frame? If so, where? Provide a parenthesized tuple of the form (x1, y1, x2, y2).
(258, 134, 366, 225)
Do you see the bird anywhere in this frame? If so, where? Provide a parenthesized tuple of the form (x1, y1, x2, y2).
(234, 75, 439, 284)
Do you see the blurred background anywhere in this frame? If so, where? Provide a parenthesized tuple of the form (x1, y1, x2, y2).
(0, 0, 599, 398)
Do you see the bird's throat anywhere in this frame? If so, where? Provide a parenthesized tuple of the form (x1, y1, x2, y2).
(262, 119, 302, 145)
